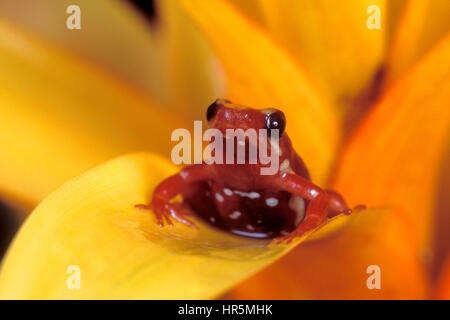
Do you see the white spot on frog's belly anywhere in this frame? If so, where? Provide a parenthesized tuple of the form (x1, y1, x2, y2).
(280, 159, 295, 174)
(215, 193, 224, 202)
(246, 224, 255, 231)
(234, 190, 260, 199)
(265, 197, 279, 207)
(223, 188, 233, 196)
(229, 211, 241, 219)
(179, 171, 188, 179)
(289, 195, 306, 226)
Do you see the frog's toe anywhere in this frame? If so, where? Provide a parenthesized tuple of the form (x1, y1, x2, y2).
(135, 200, 174, 227)
(166, 202, 199, 230)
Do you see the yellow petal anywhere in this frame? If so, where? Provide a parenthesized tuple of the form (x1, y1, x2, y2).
(0, 0, 221, 122)
(231, 208, 427, 299)
(157, 0, 225, 120)
(226, 0, 266, 25)
(386, 0, 408, 38)
(256, 0, 387, 114)
(0, 0, 167, 105)
(178, 0, 340, 185)
(334, 34, 450, 252)
(0, 153, 318, 299)
(387, 0, 450, 83)
(0, 20, 189, 207)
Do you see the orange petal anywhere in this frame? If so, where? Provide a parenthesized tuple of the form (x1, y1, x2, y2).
(434, 255, 450, 299)
(244, 0, 387, 114)
(431, 146, 450, 278)
(178, 0, 340, 184)
(387, 0, 450, 83)
(231, 29, 449, 301)
(230, 208, 427, 299)
(334, 33, 450, 251)
(0, 20, 188, 207)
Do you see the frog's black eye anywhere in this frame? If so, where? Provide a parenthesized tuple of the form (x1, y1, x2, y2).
(265, 110, 286, 135)
(206, 99, 231, 121)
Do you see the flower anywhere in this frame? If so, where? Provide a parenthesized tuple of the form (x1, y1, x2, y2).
(0, 0, 448, 299)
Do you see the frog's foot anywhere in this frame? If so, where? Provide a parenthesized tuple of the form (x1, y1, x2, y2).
(270, 229, 305, 245)
(334, 204, 367, 217)
(352, 204, 367, 212)
(271, 207, 326, 245)
(135, 199, 198, 229)
(271, 204, 368, 244)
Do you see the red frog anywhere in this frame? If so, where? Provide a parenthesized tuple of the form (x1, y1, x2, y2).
(136, 99, 362, 243)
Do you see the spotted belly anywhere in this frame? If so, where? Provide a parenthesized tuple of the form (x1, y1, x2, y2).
(183, 181, 306, 239)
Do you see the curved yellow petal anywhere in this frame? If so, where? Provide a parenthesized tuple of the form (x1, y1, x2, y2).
(178, 0, 340, 185)
(387, 0, 450, 83)
(256, 0, 387, 114)
(334, 34, 450, 252)
(157, 0, 224, 120)
(0, 20, 188, 207)
(230, 208, 427, 299)
(0, 153, 319, 299)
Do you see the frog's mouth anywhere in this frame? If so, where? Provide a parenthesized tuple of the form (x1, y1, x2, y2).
(183, 183, 307, 239)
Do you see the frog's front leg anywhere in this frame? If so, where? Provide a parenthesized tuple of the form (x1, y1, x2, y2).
(271, 173, 352, 244)
(135, 164, 214, 229)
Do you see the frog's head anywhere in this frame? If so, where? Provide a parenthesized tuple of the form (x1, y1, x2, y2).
(205, 99, 291, 175)
(206, 99, 286, 137)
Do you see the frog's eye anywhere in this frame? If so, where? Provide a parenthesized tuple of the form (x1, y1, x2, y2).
(265, 110, 286, 135)
(207, 99, 232, 121)
(206, 101, 219, 121)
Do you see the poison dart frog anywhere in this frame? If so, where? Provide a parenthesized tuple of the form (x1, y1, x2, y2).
(136, 99, 363, 243)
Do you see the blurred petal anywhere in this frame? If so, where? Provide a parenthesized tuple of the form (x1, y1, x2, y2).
(179, 0, 340, 184)
(230, 208, 427, 299)
(0, 200, 21, 260)
(0, 20, 188, 207)
(434, 255, 450, 299)
(256, 0, 387, 113)
(0, 0, 221, 119)
(232, 30, 449, 300)
(334, 34, 450, 251)
(0, 0, 167, 105)
(386, 0, 408, 38)
(157, 0, 225, 120)
(0, 153, 317, 299)
(387, 0, 450, 83)
(226, 0, 266, 25)
(432, 147, 450, 278)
